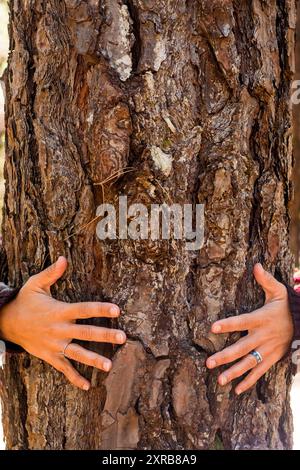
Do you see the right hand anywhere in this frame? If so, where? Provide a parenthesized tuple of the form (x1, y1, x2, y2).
(206, 264, 293, 394)
(0, 256, 126, 391)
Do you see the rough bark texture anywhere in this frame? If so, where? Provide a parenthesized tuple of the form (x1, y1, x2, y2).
(291, 3, 300, 266)
(0, 0, 297, 450)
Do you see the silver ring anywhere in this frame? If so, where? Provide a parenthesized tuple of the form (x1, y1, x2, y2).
(250, 350, 263, 364)
(62, 341, 72, 357)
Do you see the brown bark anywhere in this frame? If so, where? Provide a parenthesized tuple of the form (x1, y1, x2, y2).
(291, 3, 300, 266)
(0, 0, 297, 450)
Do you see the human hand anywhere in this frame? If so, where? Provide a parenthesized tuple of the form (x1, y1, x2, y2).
(206, 264, 293, 395)
(0, 257, 126, 391)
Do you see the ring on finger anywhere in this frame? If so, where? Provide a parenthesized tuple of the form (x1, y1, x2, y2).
(62, 341, 72, 357)
(250, 349, 263, 364)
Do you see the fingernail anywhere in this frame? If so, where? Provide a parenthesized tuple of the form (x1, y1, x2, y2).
(117, 332, 126, 343)
(83, 383, 90, 391)
(104, 361, 112, 372)
(212, 324, 221, 333)
(110, 306, 120, 317)
(207, 359, 216, 368)
(219, 375, 227, 386)
(236, 388, 242, 395)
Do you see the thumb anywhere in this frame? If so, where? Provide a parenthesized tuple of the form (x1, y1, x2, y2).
(29, 256, 68, 291)
(253, 263, 285, 300)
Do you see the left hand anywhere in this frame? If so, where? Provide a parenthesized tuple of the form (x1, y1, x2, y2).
(0, 257, 127, 390)
(206, 263, 294, 395)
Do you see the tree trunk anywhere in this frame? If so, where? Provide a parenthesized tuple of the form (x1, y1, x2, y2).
(0, 0, 297, 450)
(291, 3, 300, 266)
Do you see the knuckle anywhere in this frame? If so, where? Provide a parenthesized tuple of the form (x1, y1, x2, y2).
(79, 303, 89, 318)
(67, 374, 81, 387)
(245, 378, 255, 389)
(220, 353, 229, 362)
(64, 305, 78, 320)
(222, 320, 232, 331)
(80, 326, 93, 341)
(228, 369, 239, 381)
(245, 372, 257, 387)
(237, 343, 248, 356)
(68, 371, 79, 383)
(221, 351, 234, 364)
(94, 357, 104, 369)
(90, 356, 98, 367)
(42, 267, 54, 283)
(225, 370, 233, 381)
(97, 303, 105, 316)
(46, 263, 56, 276)
(265, 271, 273, 281)
(248, 355, 257, 368)
(70, 347, 81, 363)
(236, 317, 245, 330)
(101, 329, 112, 342)
(216, 353, 226, 364)
(65, 367, 80, 384)
(46, 323, 61, 338)
(44, 267, 52, 278)
(255, 313, 265, 327)
(231, 369, 242, 380)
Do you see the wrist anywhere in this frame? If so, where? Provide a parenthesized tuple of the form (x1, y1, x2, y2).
(0, 285, 22, 347)
(0, 298, 19, 344)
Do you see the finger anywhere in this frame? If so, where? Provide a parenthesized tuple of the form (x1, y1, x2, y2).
(253, 263, 286, 300)
(206, 335, 258, 369)
(67, 325, 127, 344)
(64, 302, 120, 320)
(64, 343, 112, 372)
(235, 355, 275, 395)
(54, 357, 90, 391)
(218, 354, 257, 386)
(218, 344, 270, 386)
(28, 256, 68, 291)
(211, 311, 263, 334)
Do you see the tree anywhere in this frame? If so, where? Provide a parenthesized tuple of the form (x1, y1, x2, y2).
(0, 0, 297, 450)
(291, 3, 300, 266)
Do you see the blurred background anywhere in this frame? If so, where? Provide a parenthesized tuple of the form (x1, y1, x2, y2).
(0, 0, 299, 450)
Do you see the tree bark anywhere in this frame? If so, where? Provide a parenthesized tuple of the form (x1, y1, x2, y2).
(291, 3, 300, 266)
(0, 0, 297, 450)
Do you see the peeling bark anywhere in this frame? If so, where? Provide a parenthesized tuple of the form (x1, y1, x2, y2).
(0, 0, 297, 450)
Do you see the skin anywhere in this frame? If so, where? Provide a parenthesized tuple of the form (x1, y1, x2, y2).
(206, 263, 294, 395)
(0, 256, 127, 391)
(0, 258, 294, 394)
